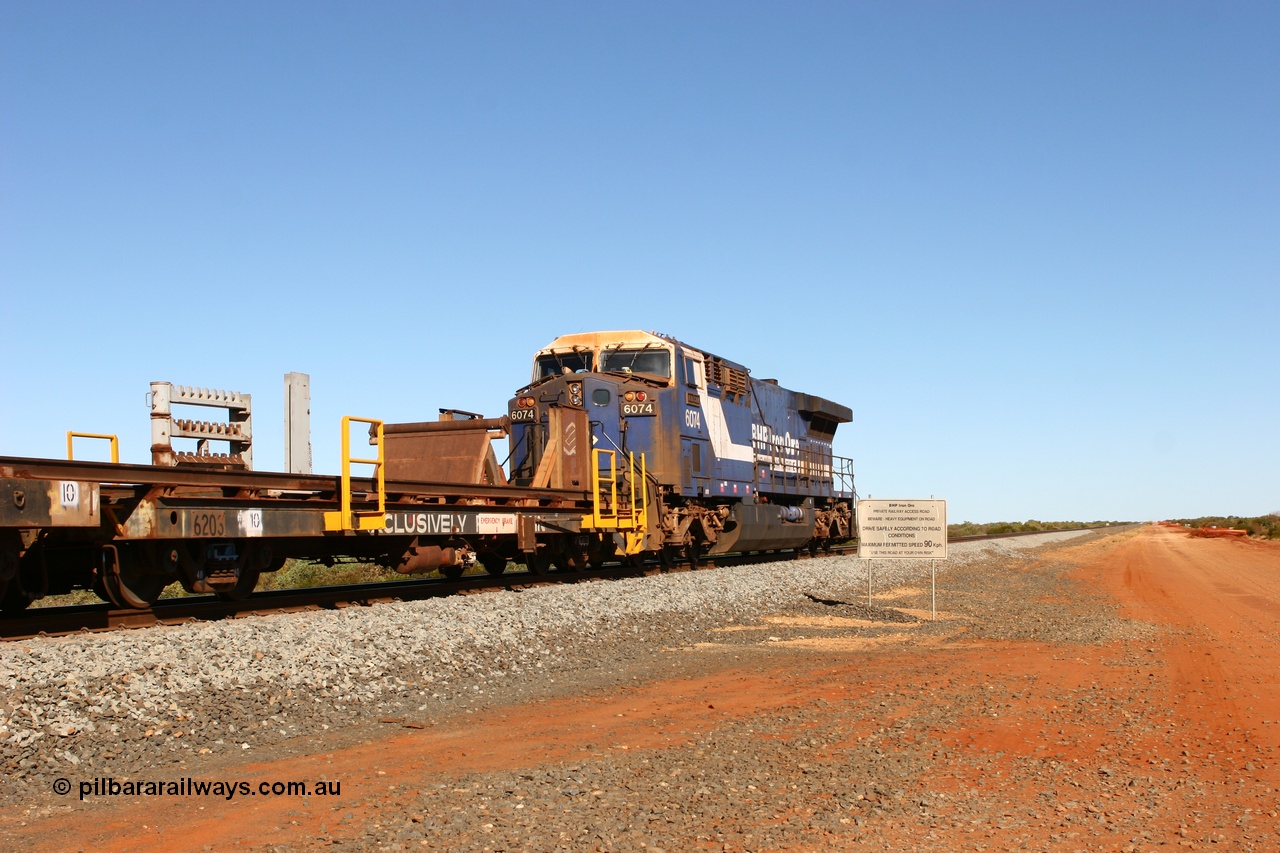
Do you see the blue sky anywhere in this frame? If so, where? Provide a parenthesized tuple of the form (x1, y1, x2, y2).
(2, 2, 1276, 522)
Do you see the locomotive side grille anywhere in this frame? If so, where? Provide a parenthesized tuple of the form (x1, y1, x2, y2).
(706, 359, 749, 401)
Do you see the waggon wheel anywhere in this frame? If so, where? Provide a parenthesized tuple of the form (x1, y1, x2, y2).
(100, 549, 166, 610)
(91, 572, 112, 605)
(559, 549, 590, 571)
(684, 544, 703, 569)
(0, 547, 18, 612)
(0, 582, 33, 613)
(588, 538, 616, 569)
(526, 552, 551, 576)
(1, 544, 44, 613)
(479, 554, 508, 576)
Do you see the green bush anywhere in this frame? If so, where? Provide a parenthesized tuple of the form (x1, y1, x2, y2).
(258, 559, 416, 591)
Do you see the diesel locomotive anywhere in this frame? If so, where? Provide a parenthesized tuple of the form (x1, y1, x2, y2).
(503, 330, 855, 569)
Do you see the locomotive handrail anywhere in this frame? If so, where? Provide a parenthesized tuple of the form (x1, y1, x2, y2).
(323, 416, 386, 532)
(583, 449, 648, 554)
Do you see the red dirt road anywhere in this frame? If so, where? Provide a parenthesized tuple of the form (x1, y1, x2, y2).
(7, 526, 1280, 851)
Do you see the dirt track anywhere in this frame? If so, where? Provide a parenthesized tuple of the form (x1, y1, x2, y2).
(6, 526, 1280, 851)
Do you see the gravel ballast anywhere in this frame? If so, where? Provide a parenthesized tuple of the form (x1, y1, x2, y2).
(0, 531, 1099, 799)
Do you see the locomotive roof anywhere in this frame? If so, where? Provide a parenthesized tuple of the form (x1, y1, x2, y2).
(537, 331, 850, 424)
(537, 330, 748, 372)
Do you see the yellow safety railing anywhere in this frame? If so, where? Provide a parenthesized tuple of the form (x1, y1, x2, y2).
(67, 432, 119, 463)
(323, 416, 386, 532)
(583, 449, 648, 555)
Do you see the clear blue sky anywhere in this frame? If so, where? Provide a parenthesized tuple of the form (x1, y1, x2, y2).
(2, 2, 1276, 522)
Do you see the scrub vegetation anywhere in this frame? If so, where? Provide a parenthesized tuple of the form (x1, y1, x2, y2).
(947, 520, 1129, 537)
(1165, 514, 1280, 539)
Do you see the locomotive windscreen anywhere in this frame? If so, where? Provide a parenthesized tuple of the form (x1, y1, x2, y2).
(600, 348, 671, 381)
(536, 351, 593, 379)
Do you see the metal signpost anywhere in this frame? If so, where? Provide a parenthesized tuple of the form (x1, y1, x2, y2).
(856, 498, 947, 619)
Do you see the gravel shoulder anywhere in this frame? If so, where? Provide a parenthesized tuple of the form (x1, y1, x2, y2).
(6, 527, 1277, 852)
(0, 533, 1088, 796)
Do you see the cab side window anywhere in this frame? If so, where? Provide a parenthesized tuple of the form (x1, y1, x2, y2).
(683, 357, 701, 389)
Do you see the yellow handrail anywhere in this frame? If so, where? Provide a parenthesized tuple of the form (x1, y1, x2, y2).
(625, 452, 648, 555)
(323, 416, 386, 532)
(583, 449, 648, 554)
(67, 432, 119, 463)
(590, 449, 620, 527)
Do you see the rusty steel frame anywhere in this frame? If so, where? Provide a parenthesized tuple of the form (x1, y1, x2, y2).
(0, 455, 596, 555)
(1, 456, 587, 504)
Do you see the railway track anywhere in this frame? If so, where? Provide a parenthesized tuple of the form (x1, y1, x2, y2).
(1, 528, 1108, 641)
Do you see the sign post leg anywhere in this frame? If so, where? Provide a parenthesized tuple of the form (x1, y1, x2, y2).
(931, 559, 936, 621)
(867, 558, 872, 609)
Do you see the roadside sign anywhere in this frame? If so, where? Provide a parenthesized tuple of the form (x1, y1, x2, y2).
(856, 499, 947, 560)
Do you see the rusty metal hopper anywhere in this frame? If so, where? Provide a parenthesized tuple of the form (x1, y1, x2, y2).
(381, 417, 509, 486)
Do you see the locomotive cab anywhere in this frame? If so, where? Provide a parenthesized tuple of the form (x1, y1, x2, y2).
(507, 331, 678, 489)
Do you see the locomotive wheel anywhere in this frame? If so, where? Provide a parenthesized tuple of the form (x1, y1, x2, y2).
(440, 565, 465, 580)
(100, 550, 166, 610)
(215, 566, 261, 602)
(479, 554, 508, 576)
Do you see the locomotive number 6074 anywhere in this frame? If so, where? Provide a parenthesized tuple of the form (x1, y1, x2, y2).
(621, 401, 657, 416)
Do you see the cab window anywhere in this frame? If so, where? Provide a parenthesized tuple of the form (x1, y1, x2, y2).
(600, 349, 672, 381)
(682, 357, 702, 388)
(535, 352, 593, 380)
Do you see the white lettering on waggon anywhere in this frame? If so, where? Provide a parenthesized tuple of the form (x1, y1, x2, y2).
(476, 515, 517, 535)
